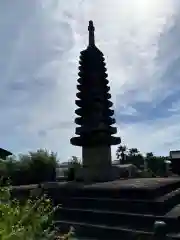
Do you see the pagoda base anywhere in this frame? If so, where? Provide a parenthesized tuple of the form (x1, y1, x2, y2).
(75, 145, 120, 182)
(75, 165, 121, 182)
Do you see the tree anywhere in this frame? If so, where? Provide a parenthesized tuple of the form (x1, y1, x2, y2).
(0, 159, 7, 176)
(26, 149, 58, 184)
(128, 148, 139, 156)
(116, 145, 127, 164)
(66, 156, 82, 181)
(2, 149, 59, 185)
(115, 144, 171, 177)
(145, 154, 167, 176)
(146, 152, 154, 159)
(144, 152, 154, 172)
(69, 156, 81, 165)
(125, 148, 144, 169)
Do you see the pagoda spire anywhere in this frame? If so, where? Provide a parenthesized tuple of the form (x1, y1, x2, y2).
(88, 20, 95, 46)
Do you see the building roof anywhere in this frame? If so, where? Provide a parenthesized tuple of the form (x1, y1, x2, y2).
(0, 148, 12, 158)
(115, 164, 139, 170)
(170, 150, 180, 159)
(170, 150, 180, 154)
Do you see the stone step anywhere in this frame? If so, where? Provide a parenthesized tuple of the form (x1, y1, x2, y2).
(55, 197, 163, 215)
(51, 187, 157, 200)
(55, 220, 180, 240)
(55, 207, 178, 232)
(55, 219, 153, 240)
(54, 189, 180, 215)
(47, 179, 180, 201)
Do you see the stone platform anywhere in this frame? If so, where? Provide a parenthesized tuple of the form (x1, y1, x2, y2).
(41, 177, 180, 190)
(12, 177, 180, 239)
(12, 177, 180, 191)
(40, 177, 180, 200)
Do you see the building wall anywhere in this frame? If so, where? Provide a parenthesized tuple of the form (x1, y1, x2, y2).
(170, 151, 180, 159)
(170, 151, 180, 175)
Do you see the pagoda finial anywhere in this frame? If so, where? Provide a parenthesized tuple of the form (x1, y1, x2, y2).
(88, 20, 95, 46)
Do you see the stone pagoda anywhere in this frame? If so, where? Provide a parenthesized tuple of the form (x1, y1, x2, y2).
(71, 20, 121, 182)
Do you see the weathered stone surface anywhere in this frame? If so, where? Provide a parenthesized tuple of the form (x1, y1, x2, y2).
(75, 146, 111, 182)
(85, 177, 180, 190)
(45, 177, 180, 239)
(70, 134, 121, 147)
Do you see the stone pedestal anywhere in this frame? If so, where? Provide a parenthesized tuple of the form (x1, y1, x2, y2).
(75, 146, 120, 182)
(83, 146, 111, 169)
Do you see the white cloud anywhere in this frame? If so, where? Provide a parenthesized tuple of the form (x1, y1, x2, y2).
(0, 0, 180, 161)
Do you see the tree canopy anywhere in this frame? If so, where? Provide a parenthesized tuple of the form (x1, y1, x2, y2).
(116, 144, 170, 176)
(0, 149, 58, 186)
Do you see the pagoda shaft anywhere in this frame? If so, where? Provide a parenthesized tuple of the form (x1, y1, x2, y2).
(82, 146, 111, 181)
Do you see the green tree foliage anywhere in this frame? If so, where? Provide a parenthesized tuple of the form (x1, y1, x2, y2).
(23, 149, 57, 184)
(116, 145, 169, 176)
(0, 149, 58, 186)
(69, 156, 81, 169)
(126, 150, 144, 169)
(146, 155, 168, 177)
(0, 159, 7, 177)
(146, 152, 154, 158)
(65, 156, 82, 181)
(116, 145, 127, 164)
(128, 148, 139, 156)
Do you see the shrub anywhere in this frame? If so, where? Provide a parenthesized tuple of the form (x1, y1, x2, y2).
(0, 182, 73, 240)
(19, 149, 57, 184)
(0, 149, 58, 185)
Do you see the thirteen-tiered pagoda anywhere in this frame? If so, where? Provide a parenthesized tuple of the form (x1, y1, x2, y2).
(71, 21, 121, 182)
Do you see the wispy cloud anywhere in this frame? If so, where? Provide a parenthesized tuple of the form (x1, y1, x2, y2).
(1, 0, 180, 161)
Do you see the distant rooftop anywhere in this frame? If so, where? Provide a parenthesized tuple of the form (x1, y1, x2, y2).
(170, 150, 180, 159)
(0, 148, 12, 159)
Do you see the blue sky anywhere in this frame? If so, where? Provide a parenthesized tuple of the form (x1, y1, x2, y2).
(1, 0, 180, 161)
